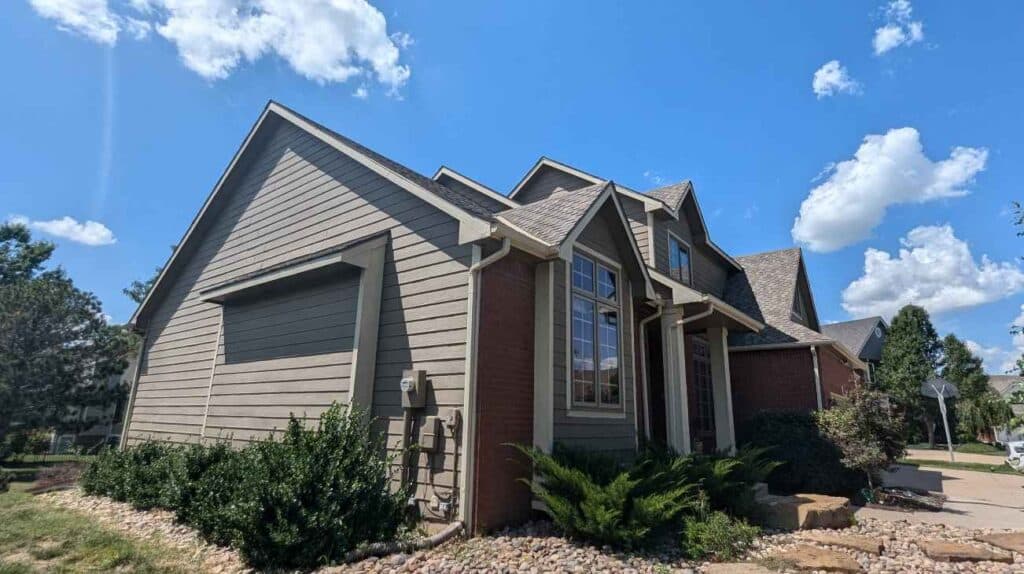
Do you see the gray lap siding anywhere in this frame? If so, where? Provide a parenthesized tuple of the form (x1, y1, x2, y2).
(126, 119, 470, 499)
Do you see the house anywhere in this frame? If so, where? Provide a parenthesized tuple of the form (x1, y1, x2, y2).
(821, 317, 887, 384)
(121, 101, 863, 534)
(990, 375, 1024, 444)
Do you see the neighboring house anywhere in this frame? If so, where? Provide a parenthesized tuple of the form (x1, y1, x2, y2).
(723, 249, 866, 429)
(122, 101, 864, 534)
(53, 353, 137, 452)
(991, 375, 1024, 444)
(821, 317, 887, 384)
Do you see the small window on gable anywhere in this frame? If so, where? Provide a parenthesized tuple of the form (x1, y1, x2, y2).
(668, 234, 691, 285)
(792, 287, 808, 323)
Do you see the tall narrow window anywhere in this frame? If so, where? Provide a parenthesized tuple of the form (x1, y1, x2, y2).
(668, 234, 691, 285)
(571, 252, 622, 408)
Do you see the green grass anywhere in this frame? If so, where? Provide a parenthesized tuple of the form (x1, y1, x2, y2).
(900, 459, 1021, 476)
(0, 484, 196, 573)
(907, 442, 1005, 456)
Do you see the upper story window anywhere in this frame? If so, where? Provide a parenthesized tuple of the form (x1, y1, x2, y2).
(792, 287, 808, 324)
(668, 233, 692, 285)
(571, 252, 621, 408)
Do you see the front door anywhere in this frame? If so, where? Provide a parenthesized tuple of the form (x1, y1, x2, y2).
(688, 336, 716, 453)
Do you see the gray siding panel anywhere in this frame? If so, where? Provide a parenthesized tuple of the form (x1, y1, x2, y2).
(652, 216, 728, 298)
(515, 165, 593, 205)
(620, 196, 651, 266)
(126, 120, 470, 499)
(552, 211, 638, 457)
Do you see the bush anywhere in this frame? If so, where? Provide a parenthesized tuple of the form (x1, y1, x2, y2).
(816, 387, 906, 489)
(682, 497, 759, 561)
(0, 468, 11, 492)
(738, 411, 866, 496)
(516, 445, 696, 549)
(80, 404, 408, 570)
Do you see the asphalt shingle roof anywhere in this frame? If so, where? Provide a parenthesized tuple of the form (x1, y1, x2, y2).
(645, 181, 691, 212)
(990, 375, 1024, 397)
(497, 182, 608, 245)
(821, 317, 883, 357)
(277, 102, 502, 220)
(724, 248, 832, 347)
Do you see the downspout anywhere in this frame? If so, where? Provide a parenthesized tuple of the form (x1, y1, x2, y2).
(459, 237, 511, 533)
(637, 302, 665, 440)
(811, 345, 823, 410)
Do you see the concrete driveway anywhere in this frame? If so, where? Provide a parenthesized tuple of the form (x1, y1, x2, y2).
(904, 447, 1010, 465)
(855, 462, 1024, 529)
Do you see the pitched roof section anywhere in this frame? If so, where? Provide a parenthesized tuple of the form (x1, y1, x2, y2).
(432, 166, 519, 212)
(990, 375, 1024, 397)
(821, 317, 883, 357)
(645, 181, 692, 212)
(497, 182, 607, 246)
(725, 248, 832, 347)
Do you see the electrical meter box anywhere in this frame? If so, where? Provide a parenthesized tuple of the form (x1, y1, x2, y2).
(400, 369, 427, 409)
(417, 416, 441, 453)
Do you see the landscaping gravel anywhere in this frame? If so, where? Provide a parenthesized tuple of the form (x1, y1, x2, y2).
(39, 489, 1024, 573)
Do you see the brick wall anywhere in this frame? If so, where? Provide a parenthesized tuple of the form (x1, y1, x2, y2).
(818, 346, 859, 407)
(729, 348, 817, 427)
(472, 249, 536, 533)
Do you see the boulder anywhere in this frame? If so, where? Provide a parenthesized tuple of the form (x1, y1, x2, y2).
(918, 540, 1013, 564)
(803, 532, 884, 555)
(756, 493, 853, 530)
(976, 532, 1024, 554)
(769, 544, 862, 572)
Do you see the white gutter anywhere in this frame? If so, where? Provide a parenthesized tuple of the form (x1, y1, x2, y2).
(458, 237, 511, 533)
(811, 345, 823, 410)
(637, 303, 665, 440)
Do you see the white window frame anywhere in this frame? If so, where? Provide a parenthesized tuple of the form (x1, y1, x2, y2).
(566, 245, 627, 418)
(666, 230, 693, 286)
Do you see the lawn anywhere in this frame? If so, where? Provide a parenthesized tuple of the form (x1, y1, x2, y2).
(907, 442, 1006, 456)
(0, 484, 195, 573)
(900, 458, 1021, 476)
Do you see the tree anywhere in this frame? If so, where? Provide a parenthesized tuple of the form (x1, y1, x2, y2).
(0, 223, 131, 443)
(816, 386, 906, 489)
(875, 305, 941, 443)
(941, 334, 1011, 441)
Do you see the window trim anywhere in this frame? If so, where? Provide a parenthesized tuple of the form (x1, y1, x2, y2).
(566, 245, 627, 417)
(666, 230, 693, 286)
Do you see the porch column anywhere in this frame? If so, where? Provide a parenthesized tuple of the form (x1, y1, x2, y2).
(661, 311, 691, 454)
(706, 326, 736, 454)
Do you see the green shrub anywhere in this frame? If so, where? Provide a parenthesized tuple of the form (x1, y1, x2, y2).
(0, 468, 11, 492)
(229, 407, 408, 570)
(80, 404, 407, 571)
(516, 445, 696, 549)
(816, 387, 906, 489)
(682, 497, 759, 561)
(738, 412, 866, 496)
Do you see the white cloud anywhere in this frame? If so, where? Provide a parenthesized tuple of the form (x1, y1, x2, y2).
(29, 0, 121, 44)
(873, 0, 924, 55)
(965, 339, 1019, 375)
(353, 84, 369, 99)
(27, 0, 412, 94)
(792, 127, 987, 252)
(841, 225, 1024, 320)
(643, 170, 666, 186)
(9, 215, 117, 246)
(812, 60, 860, 98)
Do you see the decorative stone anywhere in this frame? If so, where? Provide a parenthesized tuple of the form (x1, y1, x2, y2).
(757, 493, 854, 530)
(769, 544, 862, 572)
(802, 532, 884, 555)
(702, 563, 774, 573)
(918, 540, 1013, 563)
(975, 531, 1024, 554)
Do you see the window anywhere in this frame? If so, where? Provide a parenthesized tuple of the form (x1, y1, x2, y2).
(668, 234, 691, 285)
(792, 287, 808, 323)
(571, 252, 621, 408)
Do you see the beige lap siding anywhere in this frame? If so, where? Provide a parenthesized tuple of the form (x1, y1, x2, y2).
(126, 118, 471, 510)
(551, 213, 638, 458)
(201, 273, 359, 441)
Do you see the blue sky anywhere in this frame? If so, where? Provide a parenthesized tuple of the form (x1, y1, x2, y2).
(2, 1, 1021, 372)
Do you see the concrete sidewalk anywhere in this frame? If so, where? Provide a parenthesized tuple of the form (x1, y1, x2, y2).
(905, 447, 1010, 465)
(854, 463, 1024, 529)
